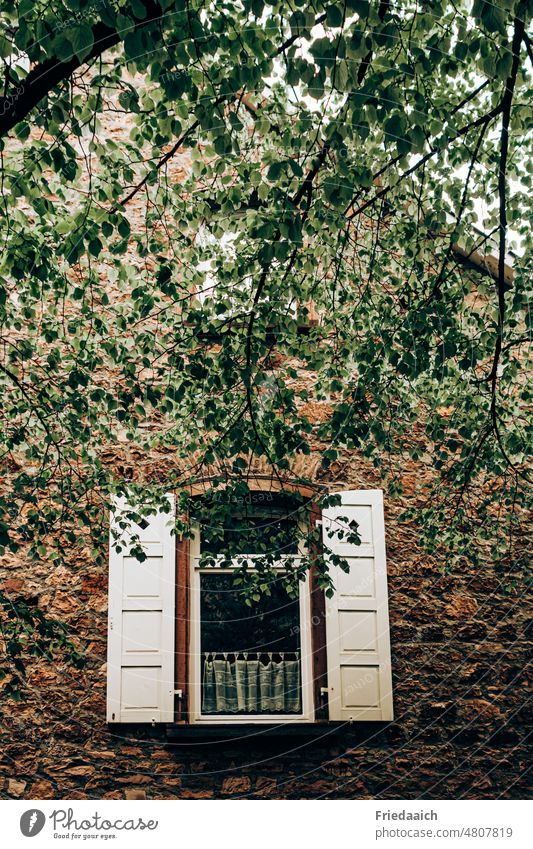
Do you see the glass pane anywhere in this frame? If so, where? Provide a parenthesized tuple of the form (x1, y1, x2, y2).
(197, 493, 304, 557)
(200, 572, 302, 715)
(201, 512, 300, 557)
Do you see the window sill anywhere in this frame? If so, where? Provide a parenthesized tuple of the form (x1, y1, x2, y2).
(164, 722, 344, 742)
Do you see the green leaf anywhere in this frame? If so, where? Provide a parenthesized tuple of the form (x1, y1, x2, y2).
(384, 114, 405, 143)
(346, 0, 370, 15)
(14, 122, 30, 140)
(117, 219, 131, 239)
(495, 53, 512, 80)
(334, 59, 350, 92)
(124, 30, 143, 61)
(480, 4, 507, 34)
(88, 237, 103, 257)
(326, 5, 344, 27)
(70, 25, 95, 62)
(53, 36, 74, 61)
(267, 161, 283, 181)
(409, 125, 426, 152)
(0, 35, 12, 59)
(130, 0, 148, 20)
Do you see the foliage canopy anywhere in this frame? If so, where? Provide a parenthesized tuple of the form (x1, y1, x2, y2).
(0, 0, 531, 692)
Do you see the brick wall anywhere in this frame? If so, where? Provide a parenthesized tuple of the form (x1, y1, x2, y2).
(1, 445, 530, 800)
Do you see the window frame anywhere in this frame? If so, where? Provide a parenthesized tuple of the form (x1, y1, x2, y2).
(106, 483, 392, 727)
(188, 523, 316, 725)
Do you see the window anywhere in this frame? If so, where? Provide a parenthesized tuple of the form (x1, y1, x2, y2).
(107, 487, 394, 726)
(188, 499, 315, 723)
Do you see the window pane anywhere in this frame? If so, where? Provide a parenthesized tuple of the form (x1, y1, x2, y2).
(201, 513, 299, 556)
(197, 493, 305, 557)
(200, 572, 302, 715)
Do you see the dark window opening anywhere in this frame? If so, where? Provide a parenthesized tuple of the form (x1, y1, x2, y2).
(200, 572, 302, 715)
(197, 493, 305, 558)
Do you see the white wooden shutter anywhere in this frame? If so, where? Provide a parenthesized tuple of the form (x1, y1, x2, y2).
(107, 494, 175, 723)
(322, 490, 393, 721)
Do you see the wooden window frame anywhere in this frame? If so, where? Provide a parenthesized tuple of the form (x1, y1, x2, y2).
(175, 530, 190, 724)
(172, 482, 328, 724)
(189, 547, 315, 725)
(310, 502, 328, 721)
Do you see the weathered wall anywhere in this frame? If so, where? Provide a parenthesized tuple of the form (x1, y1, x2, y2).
(0, 442, 530, 801)
(0, 88, 530, 802)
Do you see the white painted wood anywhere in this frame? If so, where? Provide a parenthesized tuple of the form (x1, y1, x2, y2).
(322, 490, 393, 721)
(107, 494, 175, 723)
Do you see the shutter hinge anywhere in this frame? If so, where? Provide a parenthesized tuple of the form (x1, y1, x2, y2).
(171, 689, 184, 698)
(320, 687, 333, 695)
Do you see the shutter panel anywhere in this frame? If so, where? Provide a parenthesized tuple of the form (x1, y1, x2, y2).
(322, 490, 393, 721)
(107, 494, 175, 723)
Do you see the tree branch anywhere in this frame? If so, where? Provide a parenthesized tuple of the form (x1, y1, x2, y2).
(488, 15, 526, 409)
(274, 13, 327, 57)
(356, 0, 391, 84)
(0, 2, 166, 138)
(118, 121, 197, 207)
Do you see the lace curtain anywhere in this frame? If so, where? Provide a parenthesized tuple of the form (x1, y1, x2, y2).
(202, 652, 301, 714)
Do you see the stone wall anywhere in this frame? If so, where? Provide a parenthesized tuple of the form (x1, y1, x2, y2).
(1, 68, 530, 802)
(0, 446, 530, 801)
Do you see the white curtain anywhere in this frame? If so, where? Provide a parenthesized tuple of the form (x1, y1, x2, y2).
(202, 653, 301, 714)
